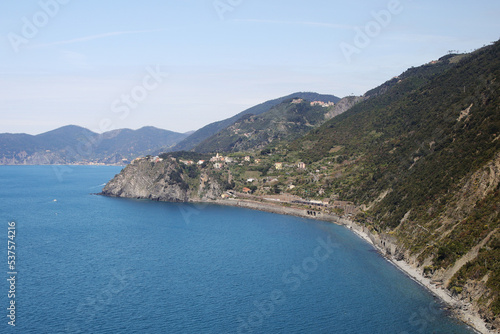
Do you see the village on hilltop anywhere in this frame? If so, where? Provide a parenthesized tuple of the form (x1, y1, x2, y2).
(131, 149, 357, 217)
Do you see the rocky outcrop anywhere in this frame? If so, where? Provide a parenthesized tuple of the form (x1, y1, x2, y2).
(197, 172, 224, 201)
(100, 158, 224, 202)
(325, 96, 365, 120)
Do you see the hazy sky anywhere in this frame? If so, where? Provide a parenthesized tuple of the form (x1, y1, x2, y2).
(1, 0, 499, 135)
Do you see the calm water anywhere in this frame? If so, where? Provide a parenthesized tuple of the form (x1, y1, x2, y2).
(0, 166, 475, 333)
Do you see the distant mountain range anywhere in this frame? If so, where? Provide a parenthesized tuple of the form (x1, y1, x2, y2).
(0, 92, 342, 165)
(0, 125, 189, 165)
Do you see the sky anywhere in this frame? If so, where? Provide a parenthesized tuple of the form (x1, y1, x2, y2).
(0, 0, 499, 135)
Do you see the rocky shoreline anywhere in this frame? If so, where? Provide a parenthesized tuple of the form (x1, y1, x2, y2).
(98, 157, 496, 333)
(205, 198, 494, 334)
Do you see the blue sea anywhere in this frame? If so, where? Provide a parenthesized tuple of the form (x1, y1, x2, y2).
(0, 166, 476, 333)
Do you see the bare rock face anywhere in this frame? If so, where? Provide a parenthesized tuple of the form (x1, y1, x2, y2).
(100, 158, 223, 202)
(101, 158, 190, 202)
(325, 96, 365, 120)
(197, 172, 224, 201)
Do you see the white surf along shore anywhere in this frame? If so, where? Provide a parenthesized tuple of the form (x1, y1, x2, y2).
(209, 198, 494, 334)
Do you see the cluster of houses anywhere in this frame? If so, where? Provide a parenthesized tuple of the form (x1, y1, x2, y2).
(207, 153, 264, 169)
(290, 98, 335, 108)
(133, 153, 308, 173)
(208, 153, 230, 169)
(136, 153, 258, 169)
(310, 101, 336, 108)
(210, 153, 233, 163)
(132, 156, 164, 164)
(179, 159, 206, 166)
(274, 162, 307, 170)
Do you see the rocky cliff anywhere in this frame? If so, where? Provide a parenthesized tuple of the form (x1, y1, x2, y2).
(100, 157, 224, 202)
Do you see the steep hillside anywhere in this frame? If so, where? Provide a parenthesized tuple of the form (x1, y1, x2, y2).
(169, 92, 340, 152)
(194, 97, 356, 153)
(286, 41, 500, 326)
(0, 125, 188, 165)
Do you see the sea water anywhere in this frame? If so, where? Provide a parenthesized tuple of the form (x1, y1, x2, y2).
(0, 166, 476, 333)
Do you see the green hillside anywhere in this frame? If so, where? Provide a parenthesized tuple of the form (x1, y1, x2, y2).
(285, 41, 500, 321)
(194, 99, 338, 153)
(169, 92, 340, 152)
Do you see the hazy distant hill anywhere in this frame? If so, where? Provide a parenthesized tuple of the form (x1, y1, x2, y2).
(0, 125, 188, 165)
(168, 92, 340, 152)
